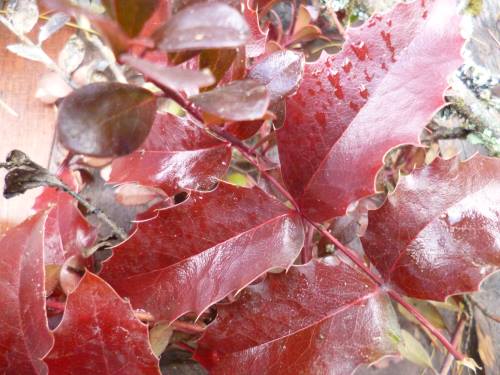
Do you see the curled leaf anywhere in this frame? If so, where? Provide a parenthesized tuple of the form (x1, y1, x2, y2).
(57, 82, 157, 157)
(156, 2, 250, 52)
(249, 50, 304, 102)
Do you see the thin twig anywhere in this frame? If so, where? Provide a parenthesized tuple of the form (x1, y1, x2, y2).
(1, 151, 128, 241)
(171, 321, 206, 334)
(439, 315, 467, 375)
(0, 15, 76, 89)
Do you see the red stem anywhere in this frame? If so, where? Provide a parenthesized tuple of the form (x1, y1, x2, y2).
(439, 316, 466, 375)
(388, 290, 465, 361)
(141, 72, 464, 361)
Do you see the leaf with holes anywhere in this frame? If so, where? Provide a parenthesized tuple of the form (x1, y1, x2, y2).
(277, 0, 464, 221)
(109, 113, 231, 195)
(100, 182, 304, 323)
(0, 212, 53, 375)
(195, 260, 400, 374)
(57, 82, 157, 157)
(156, 2, 250, 52)
(191, 80, 269, 121)
(363, 156, 500, 301)
(44, 272, 160, 374)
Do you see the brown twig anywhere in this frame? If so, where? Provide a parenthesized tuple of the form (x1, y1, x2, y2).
(439, 315, 467, 375)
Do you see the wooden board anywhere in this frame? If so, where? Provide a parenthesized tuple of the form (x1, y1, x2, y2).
(0, 23, 72, 234)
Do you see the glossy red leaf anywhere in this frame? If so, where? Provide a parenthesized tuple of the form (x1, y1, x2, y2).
(57, 82, 157, 157)
(102, 0, 159, 37)
(156, 2, 250, 52)
(45, 272, 160, 375)
(100, 182, 304, 322)
(248, 50, 305, 102)
(363, 156, 500, 301)
(0, 212, 53, 375)
(277, 0, 464, 221)
(190, 80, 270, 121)
(121, 54, 215, 94)
(195, 260, 399, 374)
(109, 113, 231, 195)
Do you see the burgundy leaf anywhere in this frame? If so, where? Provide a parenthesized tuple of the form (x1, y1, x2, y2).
(121, 54, 215, 94)
(248, 50, 305, 102)
(243, 1, 268, 58)
(45, 272, 160, 374)
(100, 182, 304, 322)
(156, 2, 250, 52)
(190, 80, 270, 121)
(277, 0, 464, 221)
(102, 0, 159, 37)
(195, 260, 399, 374)
(57, 82, 157, 157)
(109, 113, 231, 195)
(0, 212, 53, 375)
(363, 156, 500, 301)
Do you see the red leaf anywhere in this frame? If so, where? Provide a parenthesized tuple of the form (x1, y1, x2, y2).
(156, 2, 250, 52)
(121, 54, 215, 94)
(0, 212, 53, 375)
(57, 82, 157, 157)
(190, 80, 270, 121)
(45, 272, 160, 375)
(195, 260, 399, 374)
(277, 0, 464, 221)
(109, 113, 231, 195)
(248, 50, 305, 102)
(363, 156, 500, 301)
(243, 1, 268, 58)
(100, 182, 304, 322)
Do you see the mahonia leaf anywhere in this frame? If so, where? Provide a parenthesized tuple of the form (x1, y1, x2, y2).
(248, 50, 305, 102)
(156, 2, 250, 52)
(0, 212, 53, 375)
(122, 54, 215, 94)
(195, 260, 400, 374)
(57, 82, 157, 157)
(100, 182, 304, 322)
(102, 0, 158, 37)
(44, 272, 160, 374)
(363, 155, 500, 301)
(277, 0, 464, 221)
(109, 113, 231, 195)
(190, 80, 270, 121)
